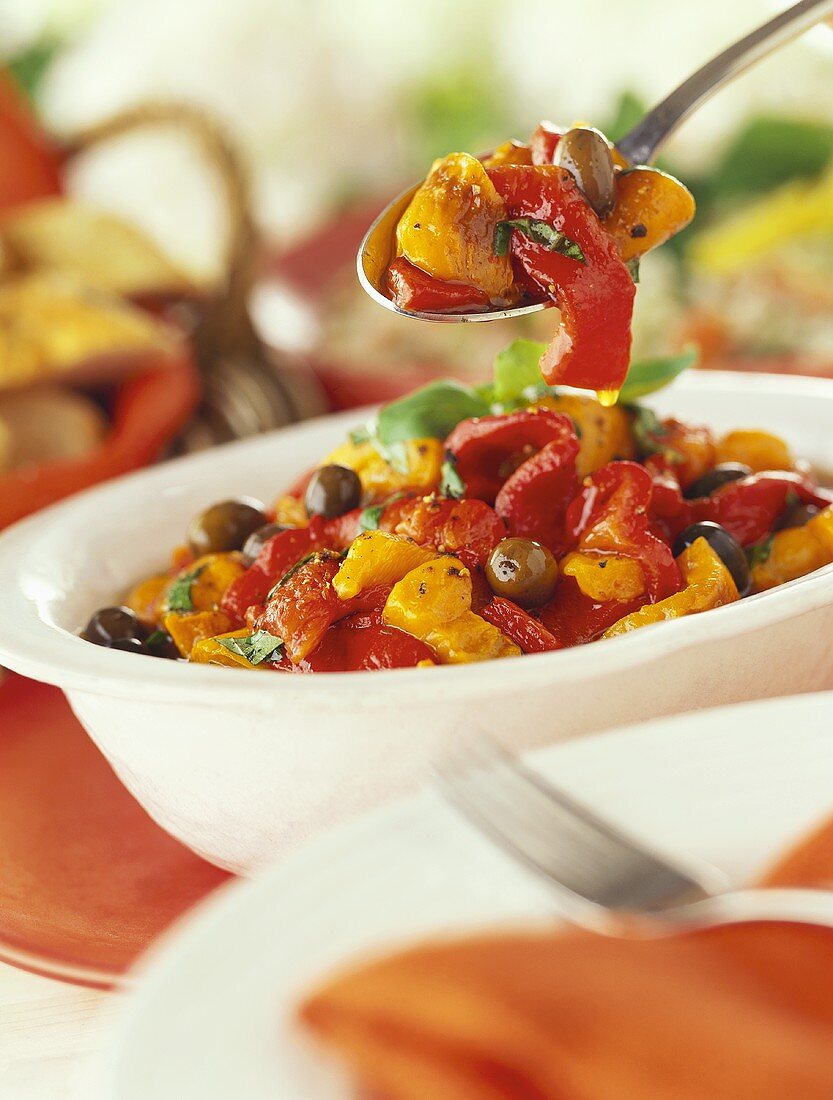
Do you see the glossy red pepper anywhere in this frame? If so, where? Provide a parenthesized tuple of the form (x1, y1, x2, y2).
(256, 555, 389, 664)
(487, 165, 635, 394)
(445, 408, 577, 505)
(529, 121, 564, 165)
(694, 472, 833, 546)
(387, 256, 490, 313)
(294, 609, 435, 672)
(0, 69, 63, 212)
(539, 576, 645, 648)
(494, 413, 579, 554)
(388, 496, 505, 571)
(0, 353, 199, 531)
(220, 512, 363, 624)
(480, 597, 558, 654)
(647, 464, 696, 542)
(566, 461, 681, 602)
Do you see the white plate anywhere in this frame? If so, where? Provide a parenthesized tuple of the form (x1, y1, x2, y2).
(103, 692, 833, 1100)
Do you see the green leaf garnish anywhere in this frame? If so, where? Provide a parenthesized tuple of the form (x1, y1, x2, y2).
(492, 339, 548, 403)
(494, 218, 586, 262)
(626, 257, 641, 284)
(618, 347, 698, 404)
(440, 456, 466, 499)
(359, 492, 405, 532)
(217, 630, 284, 666)
(349, 425, 371, 446)
(710, 116, 833, 199)
(628, 406, 683, 464)
(375, 381, 490, 449)
(747, 535, 775, 569)
(166, 565, 205, 613)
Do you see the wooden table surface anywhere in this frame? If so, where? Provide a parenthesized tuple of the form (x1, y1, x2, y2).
(0, 962, 118, 1099)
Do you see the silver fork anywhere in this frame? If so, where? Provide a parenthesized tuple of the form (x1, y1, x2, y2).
(439, 735, 833, 935)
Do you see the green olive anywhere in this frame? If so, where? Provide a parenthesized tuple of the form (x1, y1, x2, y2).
(187, 499, 268, 556)
(305, 464, 362, 519)
(554, 127, 616, 218)
(242, 522, 288, 566)
(486, 537, 559, 607)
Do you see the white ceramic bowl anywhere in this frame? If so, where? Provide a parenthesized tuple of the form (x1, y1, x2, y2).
(1, 371, 833, 874)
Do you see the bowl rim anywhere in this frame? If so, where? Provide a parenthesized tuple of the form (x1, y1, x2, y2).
(2, 369, 833, 710)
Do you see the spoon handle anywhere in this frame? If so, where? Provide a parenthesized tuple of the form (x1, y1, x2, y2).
(617, 0, 833, 165)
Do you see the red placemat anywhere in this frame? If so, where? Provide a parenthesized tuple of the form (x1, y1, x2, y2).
(0, 672, 230, 988)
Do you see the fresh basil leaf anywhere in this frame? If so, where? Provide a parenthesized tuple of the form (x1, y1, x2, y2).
(747, 535, 775, 570)
(618, 346, 698, 404)
(627, 406, 682, 464)
(217, 629, 284, 666)
(494, 218, 585, 262)
(605, 90, 648, 144)
(492, 339, 548, 402)
(375, 381, 490, 449)
(349, 425, 371, 446)
(710, 116, 833, 199)
(440, 456, 466, 499)
(359, 492, 405, 532)
(166, 565, 205, 613)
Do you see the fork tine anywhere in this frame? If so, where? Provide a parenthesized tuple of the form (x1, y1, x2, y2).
(438, 734, 719, 916)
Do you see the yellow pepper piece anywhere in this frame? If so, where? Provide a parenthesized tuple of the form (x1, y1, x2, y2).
(531, 393, 634, 477)
(561, 551, 645, 602)
(191, 629, 260, 668)
(324, 436, 442, 499)
(333, 531, 435, 600)
(396, 152, 514, 301)
(690, 161, 833, 276)
(384, 556, 520, 664)
(124, 573, 169, 625)
(273, 494, 308, 528)
(162, 553, 245, 616)
(481, 141, 533, 168)
(603, 538, 739, 638)
(606, 167, 696, 263)
(715, 429, 794, 473)
(751, 505, 833, 592)
(163, 610, 233, 658)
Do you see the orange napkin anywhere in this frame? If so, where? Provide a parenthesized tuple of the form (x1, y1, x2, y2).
(300, 815, 833, 1099)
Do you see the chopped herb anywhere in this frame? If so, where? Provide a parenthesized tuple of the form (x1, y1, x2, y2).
(619, 347, 698, 404)
(359, 492, 405, 532)
(440, 456, 466, 499)
(217, 630, 284, 666)
(747, 535, 775, 569)
(166, 565, 205, 613)
(784, 489, 800, 509)
(626, 257, 641, 283)
(349, 425, 371, 446)
(628, 406, 683, 464)
(493, 217, 586, 262)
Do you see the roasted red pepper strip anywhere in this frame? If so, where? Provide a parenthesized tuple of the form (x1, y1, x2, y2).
(539, 576, 645, 648)
(694, 472, 833, 547)
(647, 464, 696, 543)
(480, 598, 558, 654)
(445, 408, 578, 505)
(388, 496, 505, 571)
(294, 609, 435, 672)
(494, 414, 579, 554)
(529, 121, 564, 165)
(488, 165, 635, 394)
(256, 555, 389, 664)
(0, 69, 63, 212)
(387, 256, 490, 313)
(220, 511, 363, 624)
(566, 461, 681, 602)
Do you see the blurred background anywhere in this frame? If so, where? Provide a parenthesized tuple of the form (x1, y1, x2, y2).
(1, 0, 833, 523)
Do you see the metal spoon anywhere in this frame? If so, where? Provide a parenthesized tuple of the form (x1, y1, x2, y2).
(358, 0, 833, 324)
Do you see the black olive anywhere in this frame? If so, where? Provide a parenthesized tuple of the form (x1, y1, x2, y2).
(145, 630, 181, 660)
(187, 500, 268, 556)
(81, 606, 151, 650)
(672, 521, 750, 594)
(554, 127, 616, 218)
(242, 522, 287, 566)
(773, 502, 820, 532)
(683, 463, 753, 500)
(305, 464, 362, 519)
(486, 537, 559, 607)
